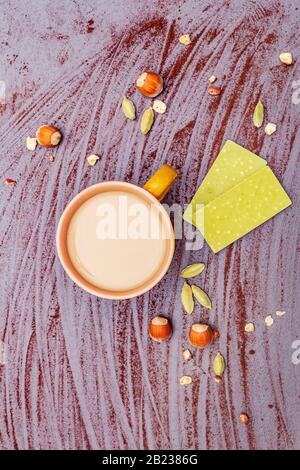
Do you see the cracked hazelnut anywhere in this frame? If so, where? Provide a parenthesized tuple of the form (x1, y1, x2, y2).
(36, 125, 62, 147)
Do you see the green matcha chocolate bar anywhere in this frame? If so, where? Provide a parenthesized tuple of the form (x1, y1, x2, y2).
(183, 140, 292, 253)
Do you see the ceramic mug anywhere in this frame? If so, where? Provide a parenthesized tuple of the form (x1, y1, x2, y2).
(56, 165, 176, 299)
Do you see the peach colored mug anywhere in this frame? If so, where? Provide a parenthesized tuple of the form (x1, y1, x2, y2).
(56, 165, 177, 300)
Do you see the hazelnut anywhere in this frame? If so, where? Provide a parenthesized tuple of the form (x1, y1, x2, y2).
(245, 322, 255, 333)
(26, 137, 37, 151)
(36, 125, 62, 148)
(213, 330, 220, 340)
(182, 349, 192, 361)
(179, 34, 192, 45)
(214, 375, 222, 384)
(279, 52, 293, 65)
(239, 413, 250, 425)
(5, 178, 16, 186)
(208, 86, 221, 96)
(152, 99, 167, 114)
(179, 375, 192, 385)
(136, 72, 163, 98)
(149, 316, 172, 342)
(265, 315, 274, 327)
(189, 323, 214, 349)
(86, 154, 100, 166)
(264, 123, 277, 136)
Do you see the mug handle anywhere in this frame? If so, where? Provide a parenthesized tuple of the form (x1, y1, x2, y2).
(143, 164, 178, 201)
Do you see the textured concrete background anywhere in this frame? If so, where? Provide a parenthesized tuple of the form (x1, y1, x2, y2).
(0, 0, 300, 449)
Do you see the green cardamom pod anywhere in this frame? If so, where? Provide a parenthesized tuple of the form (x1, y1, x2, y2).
(191, 284, 212, 309)
(140, 107, 154, 134)
(253, 100, 264, 128)
(181, 282, 194, 314)
(213, 352, 225, 376)
(180, 263, 205, 278)
(122, 96, 136, 120)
